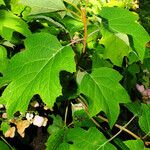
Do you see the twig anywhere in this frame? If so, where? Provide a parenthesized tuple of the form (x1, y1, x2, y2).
(66, 8, 81, 18)
(64, 105, 68, 125)
(81, 6, 87, 53)
(0, 136, 13, 150)
(96, 115, 137, 150)
(76, 97, 142, 148)
(98, 115, 140, 140)
(142, 131, 150, 140)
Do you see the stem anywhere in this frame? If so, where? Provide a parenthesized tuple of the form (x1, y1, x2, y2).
(142, 131, 150, 140)
(77, 96, 140, 140)
(66, 8, 81, 19)
(68, 29, 100, 46)
(98, 115, 140, 140)
(81, 7, 87, 53)
(0, 136, 13, 150)
(64, 105, 68, 125)
(96, 115, 137, 150)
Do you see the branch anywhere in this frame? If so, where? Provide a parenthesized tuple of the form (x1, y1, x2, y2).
(96, 115, 137, 150)
(77, 97, 140, 140)
(98, 115, 140, 140)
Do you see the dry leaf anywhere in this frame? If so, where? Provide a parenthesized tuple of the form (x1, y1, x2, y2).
(16, 120, 31, 138)
(4, 127, 16, 138)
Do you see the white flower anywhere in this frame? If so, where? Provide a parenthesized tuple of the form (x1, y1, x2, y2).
(136, 84, 145, 93)
(30, 101, 39, 108)
(0, 104, 4, 109)
(33, 115, 48, 127)
(26, 113, 34, 122)
(42, 118, 48, 127)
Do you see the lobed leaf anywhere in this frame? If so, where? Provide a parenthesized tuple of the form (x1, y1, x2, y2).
(0, 10, 31, 40)
(0, 0, 5, 5)
(100, 26, 131, 66)
(100, 7, 150, 61)
(124, 140, 145, 150)
(0, 33, 76, 117)
(58, 127, 117, 150)
(20, 0, 66, 16)
(139, 104, 150, 136)
(77, 67, 130, 127)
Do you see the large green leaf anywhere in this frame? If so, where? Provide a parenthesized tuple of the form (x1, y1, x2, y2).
(58, 127, 117, 150)
(100, 26, 131, 66)
(124, 140, 145, 150)
(0, 33, 76, 117)
(46, 128, 66, 150)
(0, 141, 11, 150)
(77, 67, 130, 127)
(0, 10, 31, 40)
(0, 45, 9, 74)
(20, 0, 66, 15)
(0, 0, 5, 5)
(139, 104, 150, 136)
(47, 115, 64, 134)
(100, 7, 150, 60)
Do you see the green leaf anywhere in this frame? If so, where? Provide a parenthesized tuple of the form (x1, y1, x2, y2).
(65, 0, 80, 5)
(0, 45, 9, 74)
(63, 16, 83, 37)
(100, 7, 150, 60)
(139, 104, 150, 136)
(92, 46, 113, 69)
(0, 122, 10, 134)
(47, 115, 64, 134)
(0, 33, 76, 117)
(124, 140, 144, 150)
(60, 127, 117, 150)
(77, 67, 130, 127)
(20, 0, 66, 15)
(46, 128, 66, 150)
(0, 0, 5, 5)
(0, 10, 31, 40)
(100, 27, 131, 66)
(125, 102, 142, 116)
(0, 141, 11, 150)
(10, 0, 26, 15)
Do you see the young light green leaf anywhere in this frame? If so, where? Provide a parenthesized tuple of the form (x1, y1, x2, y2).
(0, 0, 5, 5)
(100, 26, 131, 66)
(65, 0, 80, 5)
(100, 7, 150, 60)
(0, 33, 76, 118)
(139, 104, 150, 136)
(60, 127, 117, 150)
(0, 10, 31, 40)
(20, 0, 66, 15)
(0, 122, 10, 135)
(77, 67, 130, 127)
(124, 140, 144, 150)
